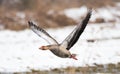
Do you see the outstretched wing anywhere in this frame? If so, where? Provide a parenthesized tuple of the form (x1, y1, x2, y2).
(28, 21, 58, 45)
(60, 9, 92, 50)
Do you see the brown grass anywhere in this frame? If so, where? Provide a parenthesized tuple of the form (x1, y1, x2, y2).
(9, 62, 120, 74)
(0, 0, 117, 30)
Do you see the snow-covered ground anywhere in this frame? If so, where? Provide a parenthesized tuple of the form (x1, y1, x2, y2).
(63, 4, 120, 23)
(1, 3, 120, 72)
(0, 23, 120, 72)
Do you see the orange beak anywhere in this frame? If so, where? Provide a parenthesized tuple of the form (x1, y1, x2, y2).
(39, 46, 44, 49)
(39, 46, 46, 50)
(39, 47, 41, 49)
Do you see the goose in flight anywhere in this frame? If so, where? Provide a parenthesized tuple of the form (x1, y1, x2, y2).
(28, 9, 92, 60)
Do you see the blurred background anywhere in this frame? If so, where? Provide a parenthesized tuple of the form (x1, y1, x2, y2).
(0, 0, 120, 74)
(0, 0, 119, 30)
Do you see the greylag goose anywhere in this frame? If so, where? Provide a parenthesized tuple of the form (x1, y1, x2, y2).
(28, 9, 92, 60)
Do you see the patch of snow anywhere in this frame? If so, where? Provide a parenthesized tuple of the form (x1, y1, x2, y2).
(91, 8, 114, 22)
(63, 4, 120, 23)
(16, 12, 26, 19)
(63, 6, 87, 21)
(0, 23, 120, 72)
(116, 3, 120, 7)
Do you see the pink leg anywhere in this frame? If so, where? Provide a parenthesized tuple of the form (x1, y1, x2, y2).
(70, 54, 78, 60)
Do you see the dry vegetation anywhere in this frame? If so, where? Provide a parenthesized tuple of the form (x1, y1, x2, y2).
(10, 62, 120, 74)
(0, 0, 117, 30)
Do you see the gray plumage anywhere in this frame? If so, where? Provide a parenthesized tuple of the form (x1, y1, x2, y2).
(28, 9, 92, 60)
